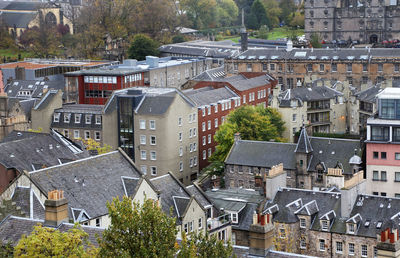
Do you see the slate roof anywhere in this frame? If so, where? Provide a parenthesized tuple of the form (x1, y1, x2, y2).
(29, 150, 143, 221)
(280, 85, 343, 105)
(0, 12, 37, 28)
(295, 127, 313, 154)
(0, 131, 88, 172)
(265, 250, 319, 258)
(51, 104, 103, 130)
(308, 137, 361, 174)
(223, 74, 275, 91)
(5, 80, 64, 99)
(185, 184, 213, 209)
(33, 89, 60, 110)
(183, 86, 238, 107)
(331, 194, 400, 238)
(192, 66, 226, 81)
(19, 99, 37, 119)
(0, 216, 104, 246)
(150, 173, 192, 224)
(136, 94, 175, 115)
(355, 84, 383, 103)
(0, 1, 45, 11)
(264, 188, 341, 224)
(225, 140, 297, 170)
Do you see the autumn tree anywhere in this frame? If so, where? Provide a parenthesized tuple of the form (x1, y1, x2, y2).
(80, 138, 112, 155)
(14, 225, 98, 257)
(180, 0, 218, 29)
(216, 0, 239, 27)
(127, 34, 159, 60)
(98, 197, 177, 257)
(211, 105, 286, 162)
(290, 11, 305, 28)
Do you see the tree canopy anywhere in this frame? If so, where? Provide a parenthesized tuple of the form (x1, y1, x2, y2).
(14, 225, 98, 257)
(211, 105, 286, 162)
(248, 0, 270, 29)
(127, 34, 159, 60)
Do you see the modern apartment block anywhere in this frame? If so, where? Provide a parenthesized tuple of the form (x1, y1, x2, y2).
(103, 87, 198, 185)
(366, 88, 400, 197)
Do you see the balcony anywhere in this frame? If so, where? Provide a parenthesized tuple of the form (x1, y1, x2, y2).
(207, 214, 231, 232)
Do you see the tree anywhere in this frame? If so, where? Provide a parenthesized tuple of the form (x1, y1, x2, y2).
(258, 25, 269, 39)
(211, 105, 286, 162)
(279, 0, 296, 25)
(180, 0, 218, 29)
(289, 11, 304, 28)
(261, 0, 282, 28)
(99, 197, 177, 257)
(248, 0, 270, 30)
(127, 34, 159, 60)
(177, 231, 233, 258)
(310, 32, 322, 48)
(216, 0, 239, 27)
(79, 138, 112, 155)
(14, 225, 98, 257)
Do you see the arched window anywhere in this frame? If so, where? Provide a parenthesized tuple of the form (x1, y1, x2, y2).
(45, 12, 57, 26)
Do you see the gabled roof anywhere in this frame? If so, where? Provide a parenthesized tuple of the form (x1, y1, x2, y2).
(28, 150, 143, 222)
(295, 200, 319, 216)
(183, 86, 238, 107)
(173, 196, 190, 218)
(320, 210, 336, 221)
(295, 127, 313, 154)
(192, 66, 226, 81)
(5, 80, 64, 99)
(354, 84, 383, 103)
(279, 85, 343, 104)
(185, 184, 213, 209)
(33, 89, 59, 110)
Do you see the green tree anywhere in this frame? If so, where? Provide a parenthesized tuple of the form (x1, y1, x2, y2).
(279, 0, 296, 25)
(180, 0, 218, 29)
(216, 0, 239, 27)
(289, 11, 304, 28)
(211, 105, 286, 162)
(127, 34, 159, 60)
(258, 25, 269, 39)
(177, 231, 233, 258)
(310, 32, 322, 48)
(14, 225, 98, 257)
(99, 197, 177, 257)
(248, 0, 270, 30)
(262, 0, 282, 28)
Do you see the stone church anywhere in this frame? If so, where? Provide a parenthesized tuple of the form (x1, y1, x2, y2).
(304, 0, 400, 43)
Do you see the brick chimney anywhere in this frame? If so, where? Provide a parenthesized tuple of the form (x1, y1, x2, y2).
(249, 212, 275, 256)
(44, 190, 69, 227)
(377, 228, 400, 258)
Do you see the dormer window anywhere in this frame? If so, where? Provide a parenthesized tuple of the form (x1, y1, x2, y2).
(321, 220, 329, 231)
(300, 218, 306, 228)
(75, 114, 81, 123)
(64, 113, 71, 123)
(348, 223, 355, 234)
(290, 100, 298, 108)
(85, 115, 91, 124)
(53, 113, 60, 122)
(231, 213, 238, 223)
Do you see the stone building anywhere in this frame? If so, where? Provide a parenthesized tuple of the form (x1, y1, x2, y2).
(304, 0, 400, 43)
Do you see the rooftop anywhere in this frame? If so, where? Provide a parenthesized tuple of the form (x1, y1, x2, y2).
(0, 59, 115, 70)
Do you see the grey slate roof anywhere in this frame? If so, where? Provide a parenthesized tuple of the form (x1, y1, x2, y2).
(150, 173, 192, 224)
(0, 216, 103, 246)
(223, 74, 275, 91)
(308, 137, 361, 174)
(51, 104, 103, 130)
(5, 80, 64, 99)
(265, 188, 341, 224)
(185, 184, 213, 209)
(136, 94, 175, 115)
(0, 1, 44, 11)
(29, 150, 143, 221)
(19, 99, 37, 119)
(183, 86, 238, 107)
(192, 66, 226, 81)
(355, 84, 383, 103)
(280, 85, 343, 104)
(0, 131, 88, 172)
(33, 89, 60, 110)
(295, 127, 313, 154)
(0, 12, 37, 28)
(225, 140, 297, 170)
(173, 196, 190, 218)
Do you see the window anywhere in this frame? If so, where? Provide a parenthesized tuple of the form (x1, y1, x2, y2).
(208, 148, 212, 157)
(292, 114, 296, 122)
(270, 64, 275, 71)
(347, 64, 352, 72)
(396, 153, 400, 160)
(178, 132, 182, 141)
(140, 135, 146, 145)
(332, 63, 337, 72)
(140, 150, 146, 160)
(363, 64, 368, 72)
(215, 118, 218, 128)
(202, 136, 206, 146)
(149, 120, 155, 130)
(95, 115, 101, 125)
(307, 64, 313, 72)
(75, 114, 81, 123)
(140, 165, 147, 175)
(378, 64, 383, 72)
(150, 151, 156, 160)
(395, 172, 400, 182)
(207, 121, 211, 130)
(371, 126, 389, 141)
(207, 107, 211, 115)
(96, 218, 101, 227)
(349, 243, 355, 255)
(247, 64, 252, 72)
(84, 131, 90, 140)
(193, 157, 197, 166)
(381, 171, 387, 181)
(208, 134, 211, 144)
(178, 117, 182, 126)
(198, 218, 202, 229)
(150, 136, 156, 145)
(262, 63, 267, 71)
(95, 131, 101, 141)
(300, 218, 306, 228)
(373, 170, 379, 180)
(85, 115, 91, 124)
(179, 147, 183, 156)
(63, 129, 69, 138)
(184, 223, 188, 233)
(336, 241, 343, 253)
(319, 239, 325, 251)
(381, 152, 387, 159)
(151, 166, 157, 176)
(193, 128, 196, 137)
(202, 108, 206, 117)
(373, 151, 379, 159)
(202, 122, 206, 132)
(203, 150, 206, 160)
(321, 220, 329, 231)
(361, 245, 367, 257)
(53, 113, 60, 122)
(396, 64, 400, 72)
(179, 161, 183, 171)
(231, 213, 238, 223)
(139, 120, 146, 129)
(320, 64, 325, 72)
(189, 221, 193, 232)
(279, 228, 286, 238)
(74, 130, 80, 139)
(348, 223, 355, 233)
(215, 105, 218, 113)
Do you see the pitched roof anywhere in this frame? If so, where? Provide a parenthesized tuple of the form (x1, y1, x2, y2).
(185, 184, 213, 209)
(223, 74, 275, 91)
(5, 80, 64, 99)
(29, 150, 143, 221)
(354, 84, 383, 103)
(295, 127, 313, 154)
(192, 66, 226, 81)
(136, 94, 175, 115)
(280, 85, 343, 104)
(225, 140, 297, 170)
(0, 12, 37, 28)
(33, 89, 60, 110)
(183, 86, 238, 107)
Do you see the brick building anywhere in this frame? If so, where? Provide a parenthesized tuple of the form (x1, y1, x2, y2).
(304, 0, 400, 43)
(227, 47, 400, 90)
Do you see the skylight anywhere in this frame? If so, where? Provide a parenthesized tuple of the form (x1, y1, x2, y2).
(364, 220, 370, 227)
(377, 221, 382, 228)
(294, 52, 307, 57)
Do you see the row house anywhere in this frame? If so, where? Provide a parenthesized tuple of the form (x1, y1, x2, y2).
(226, 47, 400, 90)
(271, 83, 346, 142)
(224, 128, 362, 191)
(366, 88, 400, 197)
(51, 104, 103, 144)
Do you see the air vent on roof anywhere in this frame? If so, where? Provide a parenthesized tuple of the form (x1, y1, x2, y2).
(319, 150, 323, 154)
(364, 220, 370, 227)
(74, 176, 79, 183)
(10, 154, 15, 158)
(377, 221, 382, 228)
(331, 151, 335, 155)
(380, 203, 384, 208)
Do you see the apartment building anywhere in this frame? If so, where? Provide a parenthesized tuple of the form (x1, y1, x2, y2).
(227, 47, 400, 90)
(103, 87, 198, 185)
(366, 88, 400, 197)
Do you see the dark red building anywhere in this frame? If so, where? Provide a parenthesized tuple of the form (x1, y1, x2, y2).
(185, 72, 277, 170)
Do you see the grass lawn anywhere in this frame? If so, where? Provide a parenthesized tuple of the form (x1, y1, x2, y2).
(0, 48, 35, 63)
(220, 27, 304, 42)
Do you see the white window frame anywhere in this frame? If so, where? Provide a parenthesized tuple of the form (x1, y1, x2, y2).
(63, 129, 69, 138)
(74, 130, 80, 139)
(319, 239, 325, 251)
(150, 151, 156, 160)
(207, 121, 211, 130)
(361, 245, 367, 257)
(95, 115, 101, 125)
(178, 117, 182, 126)
(74, 114, 81, 123)
(95, 131, 101, 141)
(215, 118, 218, 128)
(140, 135, 146, 145)
(139, 119, 146, 129)
(300, 218, 306, 228)
(53, 113, 60, 122)
(179, 147, 183, 156)
(349, 243, 355, 255)
(85, 115, 91, 124)
(140, 165, 147, 175)
(179, 161, 183, 171)
(140, 150, 147, 160)
(84, 130, 90, 140)
(198, 218, 202, 229)
(336, 241, 343, 254)
(208, 134, 211, 144)
(149, 120, 156, 130)
(151, 166, 157, 176)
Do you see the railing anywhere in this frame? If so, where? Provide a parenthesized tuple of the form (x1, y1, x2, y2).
(207, 214, 231, 231)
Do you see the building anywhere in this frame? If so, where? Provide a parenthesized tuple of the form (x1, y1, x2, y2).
(103, 87, 198, 185)
(366, 88, 400, 197)
(0, 59, 117, 89)
(51, 104, 103, 143)
(224, 128, 362, 191)
(65, 56, 212, 105)
(227, 47, 400, 90)
(4, 79, 64, 101)
(0, 1, 74, 37)
(0, 129, 88, 193)
(271, 84, 346, 142)
(31, 89, 63, 133)
(304, 0, 400, 44)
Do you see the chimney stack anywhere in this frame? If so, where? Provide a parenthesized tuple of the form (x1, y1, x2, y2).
(377, 228, 400, 258)
(249, 212, 274, 256)
(340, 172, 366, 218)
(44, 190, 69, 227)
